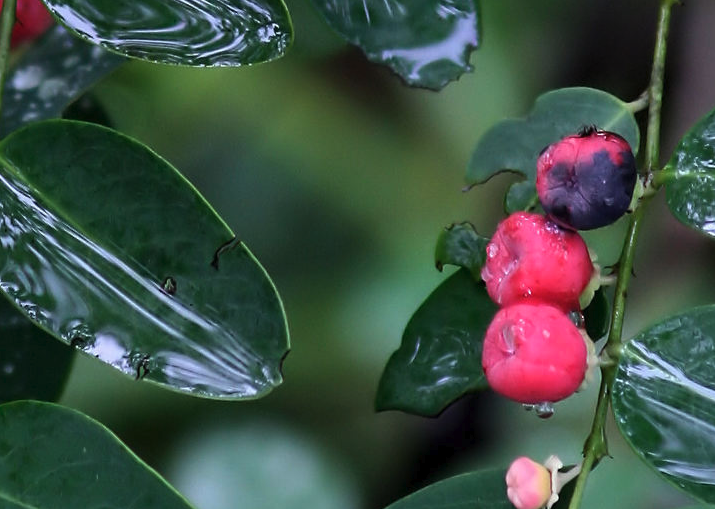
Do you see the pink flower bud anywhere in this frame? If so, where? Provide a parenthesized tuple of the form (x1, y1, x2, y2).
(506, 457, 551, 509)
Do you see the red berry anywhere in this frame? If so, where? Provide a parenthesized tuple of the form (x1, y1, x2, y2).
(482, 302, 587, 404)
(3, 0, 54, 47)
(481, 212, 593, 310)
(536, 127, 637, 230)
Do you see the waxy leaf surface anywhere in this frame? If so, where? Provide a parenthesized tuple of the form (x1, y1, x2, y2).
(0, 401, 195, 509)
(375, 268, 497, 416)
(43, 0, 292, 66)
(0, 120, 289, 399)
(613, 306, 715, 503)
(467, 87, 639, 212)
(1, 24, 125, 138)
(311, 0, 479, 90)
(663, 106, 715, 237)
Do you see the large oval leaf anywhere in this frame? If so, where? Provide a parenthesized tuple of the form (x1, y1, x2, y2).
(44, 0, 292, 66)
(0, 120, 289, 399)
(375, 268, 497, 416)
(0, 401, 195, 508)
(1, 24, 124, 138)
(0, 297, 74, 404)
(612, 306, 715, 503)
(662, 106, 715, 237)
(311, 0, 479, 90)
(466, 87, 640, 213)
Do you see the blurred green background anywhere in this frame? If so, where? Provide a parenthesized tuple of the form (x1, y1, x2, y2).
(57, 1, 715, 508)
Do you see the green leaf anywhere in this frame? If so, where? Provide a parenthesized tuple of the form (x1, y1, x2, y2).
(583, 287, 610, 341)
(1, 25, 125, 138)
(45, 0, 292, 66)
(0, 120, 289, 399)
(467, 87, 640, 213)
(310, 0, 479, 90)
(375, 268, 497, 416)
(0, 401, 196, 509)
(662, 106, 715, 237)
(383, 468, 511, 509)
(0, 298, 74, 404)
(612, 306, 715, 503)
(434, 222, 488, 277)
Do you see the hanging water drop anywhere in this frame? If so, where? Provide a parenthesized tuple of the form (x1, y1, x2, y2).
(535, 402, 554, 419)
(522, 404, 535, 412)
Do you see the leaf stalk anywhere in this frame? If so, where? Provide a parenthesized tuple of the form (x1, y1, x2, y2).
(0, 0, 15, 120)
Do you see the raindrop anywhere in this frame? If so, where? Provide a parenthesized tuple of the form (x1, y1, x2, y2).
(568, 310, 585, 328)
(535, 402, 554, 419)
(522, 404, 535, 412)
(127, 351, 152, 380)
(162, 276, 177, 295)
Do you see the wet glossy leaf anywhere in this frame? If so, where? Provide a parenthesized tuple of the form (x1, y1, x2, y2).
(44, 0, 292, 66)
(583, 287, 610, 341)
(311, 0, 479, 90)
(434, 222, 488, 277)
(0, 401, 195, 509)
(612, 306, 715, 503)
(375, 268, 497, 416)
(383, 468, 511, 509)
(0, 120, 289, 399)
(662, 106, 715, 238)
(467, 87, 639, 213)
(0, 298, 74, 404)
(1, 24, 125, 138)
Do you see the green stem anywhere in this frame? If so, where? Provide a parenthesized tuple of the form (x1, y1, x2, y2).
(566, 1, 676, 508)
(0, 0, 15, 120)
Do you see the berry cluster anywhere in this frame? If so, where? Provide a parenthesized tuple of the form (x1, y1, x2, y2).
(480, 128, 636, 407)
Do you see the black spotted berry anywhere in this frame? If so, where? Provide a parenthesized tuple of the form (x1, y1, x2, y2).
(536, 127, 637, 230)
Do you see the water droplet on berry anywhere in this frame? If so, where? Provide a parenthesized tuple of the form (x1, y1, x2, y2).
(501, 324, 517, 354)
(604, 197, 615, 206)
(487, 243, 499, 258)
(535, 402, 554, 418)
(522, 404, 535, 412)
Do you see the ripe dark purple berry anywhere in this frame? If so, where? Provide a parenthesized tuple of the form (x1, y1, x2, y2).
(536, 127, 637, 230)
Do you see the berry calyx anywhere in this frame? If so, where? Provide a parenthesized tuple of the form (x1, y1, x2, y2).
(536, 127, 637, 230)
(482, 302, 587, 404)
(2, 0, 54, 47)
(506, 457, 551, 509)
(481, 212, 593, 311)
